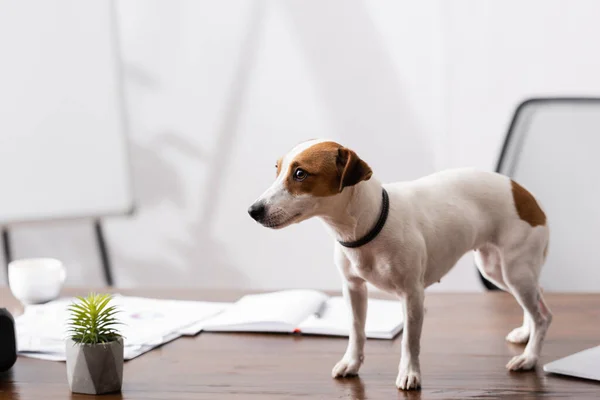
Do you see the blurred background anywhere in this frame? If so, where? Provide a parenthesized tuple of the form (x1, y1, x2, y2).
(1, 0, 600, 292)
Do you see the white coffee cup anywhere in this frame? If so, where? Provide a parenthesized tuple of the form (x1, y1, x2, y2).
(8, 258, 66, 305)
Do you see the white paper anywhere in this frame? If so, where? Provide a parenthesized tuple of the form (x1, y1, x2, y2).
(298, 297, 404, 339)
(15, 295, 230, 361)
(201, 290, 329, 332)
(18, 345, 151, 362)
(178, 307, 232, 336)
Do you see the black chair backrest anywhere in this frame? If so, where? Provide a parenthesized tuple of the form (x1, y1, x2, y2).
(480, 97, 600, 292)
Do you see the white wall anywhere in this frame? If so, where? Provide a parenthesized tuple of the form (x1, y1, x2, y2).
(4, 0, 600, 291)
(107, 0, 445, 290)
(442, 0, 600, 171)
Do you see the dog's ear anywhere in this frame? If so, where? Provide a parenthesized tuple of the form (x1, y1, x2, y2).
(337, 147, 373, 191)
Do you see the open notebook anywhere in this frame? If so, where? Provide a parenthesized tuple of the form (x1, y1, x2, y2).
(201, 290, 404, 339)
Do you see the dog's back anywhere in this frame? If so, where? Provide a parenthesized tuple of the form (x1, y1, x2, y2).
(386, 168, 545, 240)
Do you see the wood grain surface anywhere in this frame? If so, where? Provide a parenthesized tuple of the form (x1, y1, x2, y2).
(1, 288, 599, 399)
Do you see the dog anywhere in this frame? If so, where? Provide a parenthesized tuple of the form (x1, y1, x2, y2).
(248, 139, 552, 390)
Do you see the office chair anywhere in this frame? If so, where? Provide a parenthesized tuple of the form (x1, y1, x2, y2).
(480, 97, 600, 292)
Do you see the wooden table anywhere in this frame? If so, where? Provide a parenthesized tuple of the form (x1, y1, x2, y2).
(1, 288, 599, 399)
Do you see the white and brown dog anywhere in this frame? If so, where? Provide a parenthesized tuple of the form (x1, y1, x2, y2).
(248, 139, 552, 390)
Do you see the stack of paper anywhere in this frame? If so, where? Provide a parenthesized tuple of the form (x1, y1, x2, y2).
(15, 295, 230, 361)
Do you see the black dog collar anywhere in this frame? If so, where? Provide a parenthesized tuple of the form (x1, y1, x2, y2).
(338, 188, 389, 249)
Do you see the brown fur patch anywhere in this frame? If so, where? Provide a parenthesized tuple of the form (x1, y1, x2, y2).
(284, 141, 342, 197)
(511, 180, 546, 227)
(338, 147, 372, 191)
(276, 157, 282, 177)
(283, 141, 372, 197)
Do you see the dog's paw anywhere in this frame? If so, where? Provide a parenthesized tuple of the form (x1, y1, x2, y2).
(506, 326, 530, 344)
(396, 369, 421, 391)
(331, 356, 363, 378)
(506, 353, 538, 371)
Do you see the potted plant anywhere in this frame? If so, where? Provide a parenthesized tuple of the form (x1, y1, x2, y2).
(66, 293, 124, 395)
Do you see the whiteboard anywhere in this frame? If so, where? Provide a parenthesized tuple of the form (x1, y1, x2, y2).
(0, 0, 133, 224)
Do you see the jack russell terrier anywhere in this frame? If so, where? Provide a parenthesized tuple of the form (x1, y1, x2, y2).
(248, 139, 552, 390)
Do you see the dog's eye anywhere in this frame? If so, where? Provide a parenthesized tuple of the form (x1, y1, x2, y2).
(293, 168, 308, 181)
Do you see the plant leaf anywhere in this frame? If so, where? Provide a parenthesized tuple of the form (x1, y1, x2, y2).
(66, 292, 122, 344)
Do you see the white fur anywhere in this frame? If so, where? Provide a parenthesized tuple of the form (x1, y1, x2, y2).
(251, 141, 552, 391)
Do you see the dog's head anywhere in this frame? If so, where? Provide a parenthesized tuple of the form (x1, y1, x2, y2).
(248, 139, 372, 228)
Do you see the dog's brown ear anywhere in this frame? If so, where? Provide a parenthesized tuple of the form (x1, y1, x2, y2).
(337, 147, 373, 191)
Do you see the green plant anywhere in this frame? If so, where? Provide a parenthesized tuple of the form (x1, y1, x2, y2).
(68, 293, 122, 344)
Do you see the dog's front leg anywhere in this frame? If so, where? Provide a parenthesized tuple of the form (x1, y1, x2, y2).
(331, 278, 367, 378)
(396, 287, 424, 390)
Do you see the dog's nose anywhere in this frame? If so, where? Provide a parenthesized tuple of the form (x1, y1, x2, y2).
(248, 202, 266, 221)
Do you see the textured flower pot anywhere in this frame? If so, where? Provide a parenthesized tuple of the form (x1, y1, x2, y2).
(66, 337, 124, 395)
